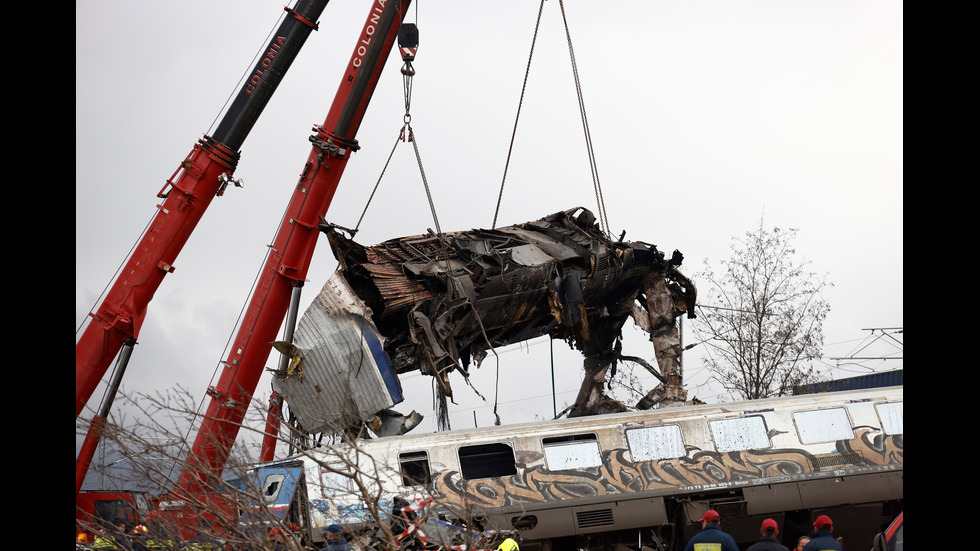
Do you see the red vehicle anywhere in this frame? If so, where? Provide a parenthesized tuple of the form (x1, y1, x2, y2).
(872, 511, 903, 551)
(76, 491, 151, 540)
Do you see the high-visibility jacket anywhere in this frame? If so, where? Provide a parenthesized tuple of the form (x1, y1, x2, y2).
(182, 534, 223, 551)
(92, 534, 133, 550)
(141, 538, 181, 550)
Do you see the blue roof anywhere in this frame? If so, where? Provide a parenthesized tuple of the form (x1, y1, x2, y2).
(793, 370, 903, 394)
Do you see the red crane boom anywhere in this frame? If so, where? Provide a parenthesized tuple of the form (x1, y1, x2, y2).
(175, 0, 411, 499)
(75, 0, 331, 419)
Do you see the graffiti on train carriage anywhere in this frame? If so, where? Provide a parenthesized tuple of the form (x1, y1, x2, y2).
(427, 427, 902, 511)
(251, 387, 901, 550)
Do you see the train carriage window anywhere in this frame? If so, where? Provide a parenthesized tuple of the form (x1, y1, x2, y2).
(260, 473, 286, 503)
(320, 460, 353, 497)
(458, 443, 517, 480)
(794, 408, 855, 444)
(542, 433, 602, 469)
(626, 425, 686, 461)
(399, 451, 431, 486)
(710, 416, 771, 452)
(876, 401, 904, 435)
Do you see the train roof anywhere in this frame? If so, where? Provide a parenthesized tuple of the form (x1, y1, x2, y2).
(344, 385, 903, 451)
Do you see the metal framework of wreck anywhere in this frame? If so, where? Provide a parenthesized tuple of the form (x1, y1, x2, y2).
(271, 207, 696, 436)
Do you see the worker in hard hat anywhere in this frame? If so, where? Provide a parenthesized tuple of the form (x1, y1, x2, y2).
(92, 519, 133, 550)
(498, 537, 520, 551)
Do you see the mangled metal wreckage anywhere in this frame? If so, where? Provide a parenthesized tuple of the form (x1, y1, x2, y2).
(271, 207, 696, 436)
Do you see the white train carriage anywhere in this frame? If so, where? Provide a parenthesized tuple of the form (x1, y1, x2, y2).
(247, 386, 903, 550)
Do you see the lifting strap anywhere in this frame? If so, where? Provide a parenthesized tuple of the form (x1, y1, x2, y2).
(492, 0, 613, 238)
(355, 22, 450, 262)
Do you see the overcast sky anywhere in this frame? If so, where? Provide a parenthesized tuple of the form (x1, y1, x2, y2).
(76, 0, 902, 467)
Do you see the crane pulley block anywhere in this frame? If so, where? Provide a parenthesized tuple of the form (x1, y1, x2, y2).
(398, 23, 419, 62)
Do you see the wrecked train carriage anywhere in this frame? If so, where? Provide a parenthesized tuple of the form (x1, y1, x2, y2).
(324, 208, 694, 396)
(248, 386, 904, 550)
(271, 208, 695, 435)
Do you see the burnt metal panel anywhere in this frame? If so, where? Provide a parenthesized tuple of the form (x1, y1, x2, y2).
(318, 207, 696, 418)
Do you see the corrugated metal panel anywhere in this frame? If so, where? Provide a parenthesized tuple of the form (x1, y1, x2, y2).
(793, 370, 903, 395)
(271, 275, 403, 434)
(359, 262, 432, 313)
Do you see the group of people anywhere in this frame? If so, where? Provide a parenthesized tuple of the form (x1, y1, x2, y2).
(77, 520, 363, 551)
(263, 523, 359, 551)
(685, 510, 845, 551)
(82, 511, 847, 551)
(77, 518, 223, 550)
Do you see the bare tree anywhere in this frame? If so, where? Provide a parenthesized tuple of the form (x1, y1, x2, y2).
(694, 218, 831, 399)
(76, 387, 280, 549)
(76, 385, 450, 551)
